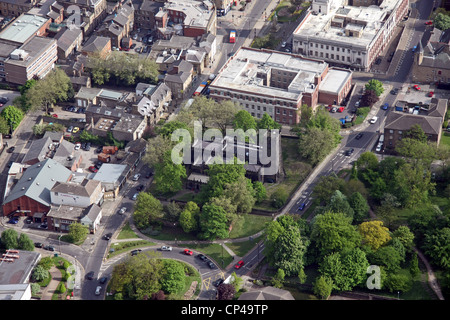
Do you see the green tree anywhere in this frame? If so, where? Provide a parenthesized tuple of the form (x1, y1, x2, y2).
(233, 109, 258, 132)
(358, 220, 392, 251)
(310, 211, 361, 259)
(423, 227, 450, 269)
(368, 246, 403, 273)
(434, 12, 450, 31)
(312, 175, 346, 204)
(272, 269, 285, 288)
(395, 138, 436, 167)
(1, 229, 19, 249)
(384, 273, 412, 293)
(0, 116, 9, 134)
(365, 79, 384, 97)
(257, 112, 282, 130)
(17, 233, 34, 251)
(403, 124, 427, 143)
(32, 265, 49, 282)
(298, 126, 335, 166)
(222, 176, 255, 215)
(393, 226, 415, 251)
(326, 190, 354, 220)
(0, 105, 24, 131)
(313, 276, 333, 300)
(133, 193, 164, 229)
(298, 268, 307, 284)
(143, 135, 175, 168)
(179, 201, 200, 233)
(199, 203, 229, 240)
(252, 181, 267, 203)
(68, 222, 89, 243)
(270, 186, 289, 209)
(153, 155, 187, 195)
(272, 224, 308, 276)
(160, 260, 185, 294)
(348, 192, 370, 223)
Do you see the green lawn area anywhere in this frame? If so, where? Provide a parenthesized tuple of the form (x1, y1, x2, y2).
(226, 234, 264, 258)
(268, 1, 309, 22)
(441, 132, 450, 147)
(107, 240, 156, 259)
(117, 222, 140, 239)
(229, 214, 272, 239)
(189, 243, 233, 269)
(354, 107, 371, 125)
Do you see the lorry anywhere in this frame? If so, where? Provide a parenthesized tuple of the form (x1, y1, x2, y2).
(102, 146, 118, 155)
(98, 153, 111, 163)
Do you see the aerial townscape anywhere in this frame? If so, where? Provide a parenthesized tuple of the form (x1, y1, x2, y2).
(0, 0, 449, 308)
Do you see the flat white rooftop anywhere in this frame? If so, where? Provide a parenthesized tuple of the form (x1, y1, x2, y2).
(294, 0, 402, 49)
(319, 68, 352, 94)
(0, 14, 48, 44)
(211, 47, 328, 100)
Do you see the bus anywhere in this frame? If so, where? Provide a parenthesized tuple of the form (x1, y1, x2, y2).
(229, 30, 236, 43)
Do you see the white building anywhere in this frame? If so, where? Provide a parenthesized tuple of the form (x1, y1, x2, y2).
(292, 0, 409, 71)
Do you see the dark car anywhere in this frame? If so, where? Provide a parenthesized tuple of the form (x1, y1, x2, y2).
(95, 161, 103, 169)
(84, 142, 91, 151)
(213, 278, 224, 287)
(86, 271, 95, 280)
(0, 96, 9, 104)
(44, 245, 55, 251)
(206, 260, 217, 269)
(355, 133, 364, 140)
(145, 171, 153, 178)
(7, 146, 15, 153)
(375, 57, 382, 65)
(39, 224, 48, 229)
(34, 242, 43, 248)
(104, 233, 112, 240)
(137, 184, 145, 191)
(131, 249, 142, 256)
(298, 203, 306, 211)
(96, 146, 103, 153)
(99, 277, 108, 284)
(8, 217, 19, 224)
(345, 148, 355, 156)
(130, 44, 136, 49)
(196, 254, 208, 262)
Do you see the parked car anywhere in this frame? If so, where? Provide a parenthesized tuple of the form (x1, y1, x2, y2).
(95, 286, 102, 296)
(369, 116, 378, 124)
(132, 173, 141, 181)
(7, 146, 15, 153)
(118, 207, 127, 215)
(196, 254, 208, 262)
(67, 126, 73, 133)
(131, 193, 139, 200)
(136, 184, 145, 192)
(184, 249, 193, 256)
(161, 246, 173, 251)
(39, 224, 48, 229)
(86, 271, 95, 280)
(131, 249, 142, 256)
(413, 84, 421, 91)
(382, 103, 389, 110)
(74, 143, 81, 150)
(425, 20, 433, 25)
(8, 217, 19, 224)
(84, 142, 91, 151)
(281, 41, 287, 48)
(234, 260, 245, 269)
(52, 114, 58, 118)
(428, 91, 434, 97)
(44, 245, 55, 251)
(355, 100, 360, 107)
(298, 203, 306, 211)
(96, 146, 103, 153)
(331, 107, 338, 113)
(34, 242, 43, 248)
(206, 260, 217, 269)
(99, 277, 108, 284)
(0, 96, 8, 104)
(145, 171, 153, 178)
(89, 166, 98, 173)
(376, 143, 382, 152)
(103, 233, 112, 240)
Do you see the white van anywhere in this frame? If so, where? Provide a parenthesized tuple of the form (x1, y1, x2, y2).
(370, 116, 378, 124)
(379, 134, 384, 143)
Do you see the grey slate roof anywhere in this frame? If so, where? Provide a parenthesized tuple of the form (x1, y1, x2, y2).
(384, 111, 443, 135)
(51, 178, 101, 198)
(3, 158, 72, 207)
(22, 137, 53, 164)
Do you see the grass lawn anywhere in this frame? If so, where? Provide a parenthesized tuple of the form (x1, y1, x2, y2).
(268, 1, 308, 22)
(226, 234, 264, 258)
(228, 214, 272, 239)
(107, 240, 156, 258)
(441, 132, 450, 147)
(354, 107, 371, 125)
(117, 222, 140, 239)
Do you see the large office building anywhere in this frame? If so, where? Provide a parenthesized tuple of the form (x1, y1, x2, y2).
(0, 13, 57, 85)
(208, 47, 352, 125)
(292, 0, 409, 71)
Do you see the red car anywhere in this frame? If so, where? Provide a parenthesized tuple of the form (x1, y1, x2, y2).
(89, 166, 98, 173)
(413, 84, 421, 91)
(337, 107, 345, 113)
(425, 21, 433, 25)
(184, 249, 193, 256)
(52, 114, 58, 118)
(234, 260, 245, 269)
(428, 91, 434, 97)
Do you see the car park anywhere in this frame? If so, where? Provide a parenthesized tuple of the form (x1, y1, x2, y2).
(118, 207, 127, 215)
(184, 249, 193, 256)
(95, 286, 102, 296)
(234, 260, 245, 269)
(161, 246, 173, 251)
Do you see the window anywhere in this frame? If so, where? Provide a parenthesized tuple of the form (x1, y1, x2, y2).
(263, 106, 266, 111)
(315, 43, 318, 48)
(310, 43, 313, 46)
(336, 55, 339, 60)
(321, 44, 324, 49)
(331, 46, 334, 51)
(326, 53, 329, 58)
(337, 47, 340, 52)
(331, 54, 334, 59)
(326, 45, 329, 50)
(276, 109, 280, 114)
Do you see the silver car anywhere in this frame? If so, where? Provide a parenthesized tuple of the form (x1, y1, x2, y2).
(131, 193, 138, 200)
(161, 246, 173, 251)
(95, 286, 102, 296)
(118, 207, 127, 214)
